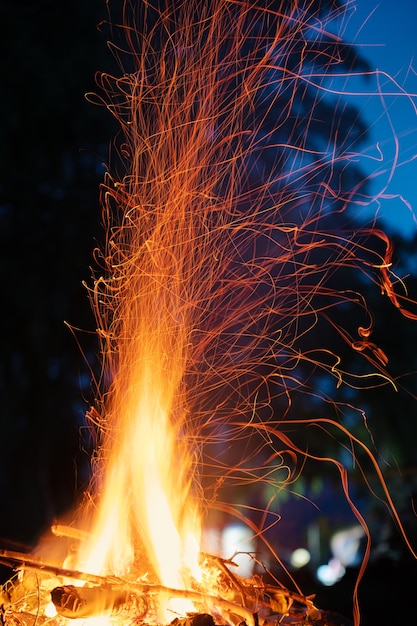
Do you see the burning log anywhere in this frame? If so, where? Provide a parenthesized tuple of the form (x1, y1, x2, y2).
(50, 584, 144, 619)
(50, 583, 217, 626)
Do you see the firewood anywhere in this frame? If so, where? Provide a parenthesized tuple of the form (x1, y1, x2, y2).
(2, 549, 347, 625)
(51, 585, 137, 618)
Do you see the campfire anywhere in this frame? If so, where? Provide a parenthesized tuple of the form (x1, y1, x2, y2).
(1, 539, 327, 625)
(1, 2, 415, 626)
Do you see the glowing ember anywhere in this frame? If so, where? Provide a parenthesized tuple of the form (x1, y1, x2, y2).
(2, 2, 417, 626)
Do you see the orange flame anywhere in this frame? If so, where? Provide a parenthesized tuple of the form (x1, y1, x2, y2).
(78, 204, 204, 591)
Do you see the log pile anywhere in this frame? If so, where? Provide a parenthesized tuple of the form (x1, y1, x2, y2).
(0, 549, 351, 626)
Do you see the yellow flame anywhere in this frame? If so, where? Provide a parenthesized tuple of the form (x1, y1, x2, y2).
(74, 215, 205, 622)
(79, 348, 202, 586)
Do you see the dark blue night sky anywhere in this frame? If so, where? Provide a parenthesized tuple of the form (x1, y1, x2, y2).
(344, 0, 417, 239)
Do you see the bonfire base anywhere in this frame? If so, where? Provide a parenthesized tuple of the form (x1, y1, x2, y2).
(0, 549, 352, 626)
